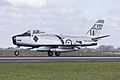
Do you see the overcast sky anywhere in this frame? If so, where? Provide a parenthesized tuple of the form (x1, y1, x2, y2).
(0, 0, 120, 48)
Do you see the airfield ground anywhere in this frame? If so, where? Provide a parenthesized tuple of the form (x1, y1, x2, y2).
(0, 50, 120, 80)
(0, 62, 120, 80)
(0, 50, 120, 56)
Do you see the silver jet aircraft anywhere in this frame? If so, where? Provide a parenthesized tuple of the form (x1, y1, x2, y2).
(12, 20, 109, 56)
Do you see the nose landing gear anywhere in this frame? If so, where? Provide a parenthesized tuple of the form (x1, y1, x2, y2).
(13, 46, 20, 56)
(14, 51, 20, 56)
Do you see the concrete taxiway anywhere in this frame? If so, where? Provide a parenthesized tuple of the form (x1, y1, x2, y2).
(0, 56, 120, 62)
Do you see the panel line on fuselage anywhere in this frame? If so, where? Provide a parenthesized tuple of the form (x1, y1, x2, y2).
(55, 35, 64, 45)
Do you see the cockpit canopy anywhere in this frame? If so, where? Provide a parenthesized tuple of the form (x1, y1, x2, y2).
(22, 30, 31, 36)
(22, 30, 45, 36)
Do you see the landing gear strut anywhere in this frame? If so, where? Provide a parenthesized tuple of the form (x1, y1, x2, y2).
(14, 51, 20, 56)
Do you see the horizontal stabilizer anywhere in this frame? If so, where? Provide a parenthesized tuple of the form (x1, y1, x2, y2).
(92, 35, 110, 41)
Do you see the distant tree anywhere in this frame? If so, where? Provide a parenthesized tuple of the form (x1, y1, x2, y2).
(116, 48, 120, 52)
(0, 48, 3, 50)
(7, 47, 15, 50)
(97, 45, 114, 51)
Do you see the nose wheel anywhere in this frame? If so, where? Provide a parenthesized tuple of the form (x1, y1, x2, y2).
(14, 51, 20, 56)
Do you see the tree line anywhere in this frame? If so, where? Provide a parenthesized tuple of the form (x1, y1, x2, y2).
(0, 45, 120, 52)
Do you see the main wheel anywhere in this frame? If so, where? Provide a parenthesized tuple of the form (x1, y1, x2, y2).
(48, 51, 53, 56)
(55, 52, 61, 56)
(14, 51, 20, 56)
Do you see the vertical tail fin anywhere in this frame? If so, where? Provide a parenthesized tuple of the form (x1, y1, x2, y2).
(87, 20, 104, 37)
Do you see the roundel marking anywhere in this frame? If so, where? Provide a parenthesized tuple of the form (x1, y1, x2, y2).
(65, 39, 72, 45)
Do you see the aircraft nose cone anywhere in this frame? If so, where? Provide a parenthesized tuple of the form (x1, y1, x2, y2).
(12, 36, 16, 45)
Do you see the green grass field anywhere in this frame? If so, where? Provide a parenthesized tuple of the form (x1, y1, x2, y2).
(0, 62, 120, 80)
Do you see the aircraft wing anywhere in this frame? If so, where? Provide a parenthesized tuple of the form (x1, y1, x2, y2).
(49, 43, 97, 52)
(35, 43, 97, 47)
(62, 43, 97, 47)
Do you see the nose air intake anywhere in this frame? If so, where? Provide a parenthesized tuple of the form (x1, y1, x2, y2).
(12, 36, 16, 45)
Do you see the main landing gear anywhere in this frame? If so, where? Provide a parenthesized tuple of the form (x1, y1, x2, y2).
(48, 51, 61, 56)
(55, 52, 61, 56)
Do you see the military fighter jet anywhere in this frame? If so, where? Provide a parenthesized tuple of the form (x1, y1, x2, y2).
(12, 20, 109, 56)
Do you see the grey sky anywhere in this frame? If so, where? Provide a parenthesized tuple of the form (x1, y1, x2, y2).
(0, 0, 120, 48)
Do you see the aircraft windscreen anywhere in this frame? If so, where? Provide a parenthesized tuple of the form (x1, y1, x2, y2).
(22, 30, 31, 36)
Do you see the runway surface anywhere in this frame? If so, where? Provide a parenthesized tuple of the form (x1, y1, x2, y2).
(0, 56, 120, 62)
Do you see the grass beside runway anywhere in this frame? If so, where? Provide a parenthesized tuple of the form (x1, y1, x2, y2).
(0, 62, 120, 80)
